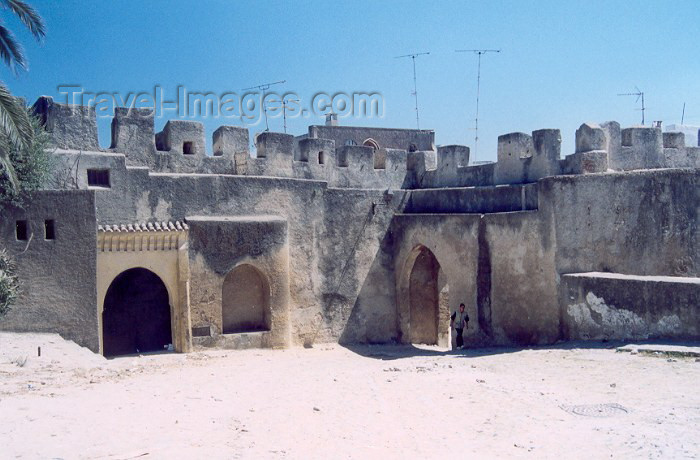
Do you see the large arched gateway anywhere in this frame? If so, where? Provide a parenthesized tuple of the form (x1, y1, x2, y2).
(102, 268, 172, 357)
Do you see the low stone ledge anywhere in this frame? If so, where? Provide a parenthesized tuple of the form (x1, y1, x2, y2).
(561, 272, 700, 342)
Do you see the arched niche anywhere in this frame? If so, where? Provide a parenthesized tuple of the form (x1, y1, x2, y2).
(222, 264, 271, 334)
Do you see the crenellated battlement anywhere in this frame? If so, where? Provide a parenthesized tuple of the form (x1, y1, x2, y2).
(34, 96, 100, 151)
(4, 93, 699, 359)
(495, 129, 562, 184)
(32, 96, 699, 192)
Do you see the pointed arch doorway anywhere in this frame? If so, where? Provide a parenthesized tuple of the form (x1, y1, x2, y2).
(398, 245, 450, 346)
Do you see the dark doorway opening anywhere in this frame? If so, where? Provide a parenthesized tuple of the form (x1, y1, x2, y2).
(409, 247, 440, 345)
(103, 268, 172, 357)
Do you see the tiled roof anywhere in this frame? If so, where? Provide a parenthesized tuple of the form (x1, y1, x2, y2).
(98, 221, 189, 232)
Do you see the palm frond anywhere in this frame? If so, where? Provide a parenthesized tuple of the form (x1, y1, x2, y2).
(0, 0, 45, 40)
(0, 24, 24, 71)
(0, 83, 31, 150)
(0, 126, 17, 190)
(0, 142, 18, 191)
(0, 85, 27, 192)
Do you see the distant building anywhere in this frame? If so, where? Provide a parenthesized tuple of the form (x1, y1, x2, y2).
(665, 124, 699, 148)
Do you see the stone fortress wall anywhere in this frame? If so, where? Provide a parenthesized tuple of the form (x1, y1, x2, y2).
(34, 96, 700, 191)
(0, 95, 697, 354)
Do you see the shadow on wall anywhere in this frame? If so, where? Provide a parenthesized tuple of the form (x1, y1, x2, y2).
(335, 235, 452, 348)
(337, 229, 396, 346)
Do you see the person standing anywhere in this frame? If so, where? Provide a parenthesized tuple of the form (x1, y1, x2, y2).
(450, 303, 469, 349)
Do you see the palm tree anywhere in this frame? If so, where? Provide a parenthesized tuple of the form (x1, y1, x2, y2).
(0, 0, 45, 192)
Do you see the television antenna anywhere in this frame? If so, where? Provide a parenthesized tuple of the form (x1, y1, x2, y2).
(267, 97, 301, 133)
(242, 80, 286, 131)
(456, 49, 500, 162)
(681, 102, 686, 125)
(617, 87, 645, 125)
(395, 52, 430, 129)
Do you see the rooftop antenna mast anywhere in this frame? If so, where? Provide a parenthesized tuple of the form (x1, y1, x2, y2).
(456, 49, 500, 162)
(395, 52, 430, 129)
(617, 86, 645, 125)
(681, 102, 686, 125)
(242, 80, 286, 131)
(268, 96, 301, 133)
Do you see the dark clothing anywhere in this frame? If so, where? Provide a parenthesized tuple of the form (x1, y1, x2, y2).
(452, 310, 469, 349)
(455, 328, 464, 348)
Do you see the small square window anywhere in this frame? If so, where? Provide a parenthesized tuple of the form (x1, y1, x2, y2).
(183, 141, 194, 155)
(44, 220, 55, 240)
(87, 169, 110, 188)
(318, 151, 325, 165)
(15, 220, 28, 241)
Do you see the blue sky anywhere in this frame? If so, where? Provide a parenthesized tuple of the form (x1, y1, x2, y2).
(5, 0, 700, 160)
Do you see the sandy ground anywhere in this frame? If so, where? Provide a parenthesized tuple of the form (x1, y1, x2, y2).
(0, 332, 698, 459)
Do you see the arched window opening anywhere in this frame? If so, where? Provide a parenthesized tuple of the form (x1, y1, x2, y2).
(363, 138, 380, 150)
(363, 138, 385, 169)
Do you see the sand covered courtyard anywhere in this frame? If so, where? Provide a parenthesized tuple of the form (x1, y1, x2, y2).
(0, 332, 698, 459)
